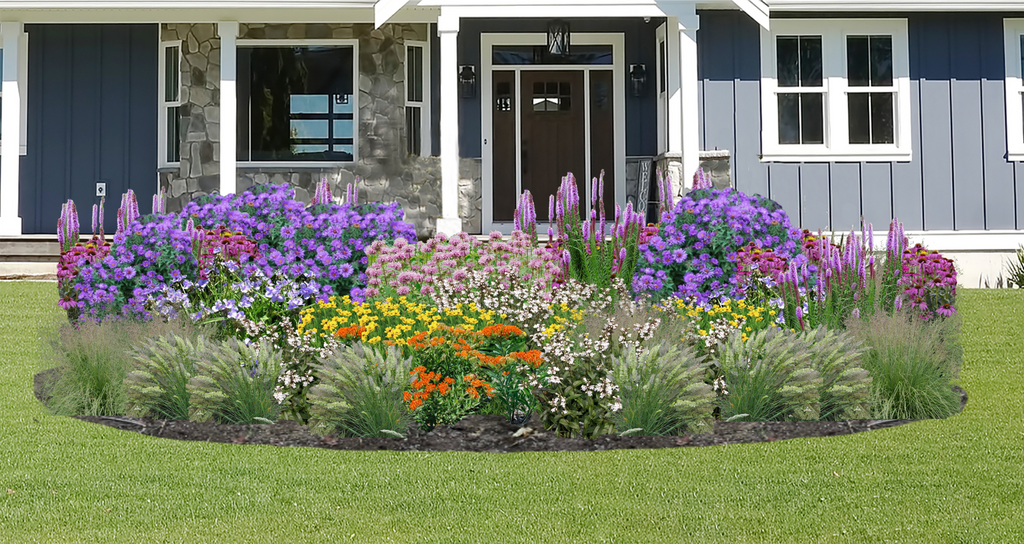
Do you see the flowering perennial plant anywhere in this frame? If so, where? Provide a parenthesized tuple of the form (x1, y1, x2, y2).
(672, 298, 779, 355)
(364, 230, 560, 299)
(404, 366, 494, 430)
(899, 243, 957, 320)
(61, 182, 414, 321)
(634, 185, 801, 304)
(549, 171, 644, 291)
(297, 295, 499, 350)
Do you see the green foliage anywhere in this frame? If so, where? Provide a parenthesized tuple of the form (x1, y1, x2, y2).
(1007, 245, 1024, 289)
(187, 338, 283, 424)
(125, 332, 206, 419)
(307, 343, 414, 437)
(536, 355, 619, 438)
(801, 327, 872, 420)
(481, 363, 537, 426)
(847, 310, 962, 419)
(611, 343, 715, 436)
(712, 328, 822, 422)
(43, 318, 192, 416)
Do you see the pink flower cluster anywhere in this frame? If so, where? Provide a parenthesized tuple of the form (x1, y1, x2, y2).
(364, 231, 561, 298)
(191, 225, 260, 280)
(57, 237, 111, 310)
(900, 243, 957, 319)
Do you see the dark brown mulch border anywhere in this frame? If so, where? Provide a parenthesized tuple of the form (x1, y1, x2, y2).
(34, 369, 967, 454)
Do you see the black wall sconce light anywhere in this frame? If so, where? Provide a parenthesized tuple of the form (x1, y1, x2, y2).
(547, 20, 570, 56)
(630, 63, 647, 97)
(459, 65, 476, 98)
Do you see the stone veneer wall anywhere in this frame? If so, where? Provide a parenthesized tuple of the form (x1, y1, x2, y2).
(158, 22, 483, 237)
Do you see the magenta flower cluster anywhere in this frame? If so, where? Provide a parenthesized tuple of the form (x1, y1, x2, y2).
(899, 243, 957, 319)
(634, 186, 802, 304)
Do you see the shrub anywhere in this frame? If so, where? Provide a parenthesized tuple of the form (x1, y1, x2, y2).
(802, 327, 872, 421)
(711, 328, 822, 422)
(634, 186, 802, 304)
(846, 311, 962, 419)
(187, 338, 283, 424)
(125, 331, 207, 419)
(611, 342, 715, 436)
(307, 343, 414, 437)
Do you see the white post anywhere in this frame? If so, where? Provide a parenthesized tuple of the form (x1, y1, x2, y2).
(0, 22, 23, 235)
(218, 21, 238, 196)
(680, 22, 700, 188)
(665, 16, 682, 157)
(436, 11, 462, 235)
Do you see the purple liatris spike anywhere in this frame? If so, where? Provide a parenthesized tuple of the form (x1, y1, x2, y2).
(91, 203, 99, 236)
(548, 194, 555, 222)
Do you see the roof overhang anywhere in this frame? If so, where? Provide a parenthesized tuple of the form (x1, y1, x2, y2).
(377, 0, 769, 29)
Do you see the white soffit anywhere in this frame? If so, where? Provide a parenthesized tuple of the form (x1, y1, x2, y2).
(729, 0, 769, 29)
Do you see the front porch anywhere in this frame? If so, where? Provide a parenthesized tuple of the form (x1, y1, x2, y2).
(0, 0, 767, 239)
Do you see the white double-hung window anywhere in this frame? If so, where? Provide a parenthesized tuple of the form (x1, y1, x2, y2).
(760, 19, 911, 162)
(406, 40, 430, 156)
(159, 41, 181, 166)
(1004, 19, 1024, 161)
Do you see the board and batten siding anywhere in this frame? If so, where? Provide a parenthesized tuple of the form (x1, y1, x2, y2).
(697, 10, 1024, 233)
(18, 24, 159, 235)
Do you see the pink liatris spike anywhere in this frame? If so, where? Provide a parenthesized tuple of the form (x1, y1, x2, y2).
(692, 167, 712, 191)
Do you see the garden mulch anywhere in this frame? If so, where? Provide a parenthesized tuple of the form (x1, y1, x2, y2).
(34, 369, 967, 454)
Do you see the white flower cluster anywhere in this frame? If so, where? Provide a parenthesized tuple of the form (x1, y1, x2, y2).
(712, 375, 729, 397)
(274, 366, 315, 404)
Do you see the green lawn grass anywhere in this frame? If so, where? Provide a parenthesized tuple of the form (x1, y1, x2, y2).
(2, 282, 1022, 543)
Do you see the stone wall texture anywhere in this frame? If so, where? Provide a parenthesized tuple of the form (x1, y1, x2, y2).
(158, 22, 483, 237)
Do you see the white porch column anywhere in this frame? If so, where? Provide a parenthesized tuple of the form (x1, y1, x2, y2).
(0, 22, 24, 236)
(663, 6, 700, 195)
(218, 21, 239, 196)
(679, 22, 700, 188)
(436, 12, 462, 235)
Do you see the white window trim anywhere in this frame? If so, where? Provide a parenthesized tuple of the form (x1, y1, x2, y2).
(405, 39, 431, 156)
(235, 38, 359, 167)
(1004, 19, 1024, 161)
(656, 22, 668, 155)
(0, 31, 29, 156)
(760, 19, 912, 163)
(158, 40, 181, 167)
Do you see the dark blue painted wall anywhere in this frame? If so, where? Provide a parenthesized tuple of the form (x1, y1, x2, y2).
(19, 24, 158, 235)
(698, 11, 1024, 232)
(454, 18, 659, 159)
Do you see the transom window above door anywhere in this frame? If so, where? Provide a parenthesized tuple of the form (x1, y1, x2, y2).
(760, 19, 911, 162)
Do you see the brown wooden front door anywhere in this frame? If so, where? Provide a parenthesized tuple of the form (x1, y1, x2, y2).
(520, 71, 585, 222)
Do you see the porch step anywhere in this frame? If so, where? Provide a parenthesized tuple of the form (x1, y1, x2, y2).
(0, 236, 60, 280)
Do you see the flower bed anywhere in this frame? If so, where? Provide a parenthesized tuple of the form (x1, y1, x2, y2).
(43, 172, 964, 442)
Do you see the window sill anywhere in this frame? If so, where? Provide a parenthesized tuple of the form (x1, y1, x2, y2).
(238, 161, 356, 169)
(760, 151, 912, 163)
(1007, 153, 1024, 162)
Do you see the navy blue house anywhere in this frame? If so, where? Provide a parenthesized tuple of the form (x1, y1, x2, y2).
(0, 0, 1020, 283)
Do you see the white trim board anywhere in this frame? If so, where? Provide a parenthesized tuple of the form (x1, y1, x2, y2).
(1004, 19, 1024, 162)
(480, 32, 626, 234)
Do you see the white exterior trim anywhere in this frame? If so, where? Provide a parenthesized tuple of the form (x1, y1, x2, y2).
(760, 18, 913, 163)
(0, 22, 26, 236)
(218, 21, 238, 195)
(405, 39, 431, 156)
(158, 40, 181, 168)
(436, 9, 461, 235)
(1004, 19, 1024, 162)
(480, 32, 626, 233)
